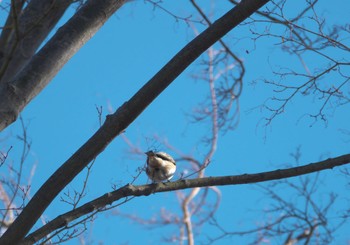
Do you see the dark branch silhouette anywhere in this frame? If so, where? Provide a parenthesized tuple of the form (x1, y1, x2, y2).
(22, 153, 350, 244)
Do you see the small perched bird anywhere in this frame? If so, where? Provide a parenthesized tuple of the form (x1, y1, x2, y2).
(145, 151, 176, 183)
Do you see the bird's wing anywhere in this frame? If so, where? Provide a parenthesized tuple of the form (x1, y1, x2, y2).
(155, 152, 176, 165)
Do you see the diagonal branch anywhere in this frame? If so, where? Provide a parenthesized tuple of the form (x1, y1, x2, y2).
(0, 0, 270, 244)
(190, 0, 245, 81)
(0, 0, 73, 84)
(22, 153, 350, 245)
(0, 0, 126, 131)
(0, 0, 24, 75)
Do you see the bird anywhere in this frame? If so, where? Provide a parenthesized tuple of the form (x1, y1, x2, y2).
(145, 151, 176, 183)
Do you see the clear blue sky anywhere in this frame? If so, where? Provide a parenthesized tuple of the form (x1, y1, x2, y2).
(1, 1, 349, 244)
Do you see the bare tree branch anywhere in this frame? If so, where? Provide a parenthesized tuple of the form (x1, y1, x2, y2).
(22, 153, 350, 245)
(0, 146, 12, 167)
(0, 0, 127, 131)
(237, 0, 350, 124)
(0, 0, 73, 84)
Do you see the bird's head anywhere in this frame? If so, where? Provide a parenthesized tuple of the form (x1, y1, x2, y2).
(145, 151, 155, 157)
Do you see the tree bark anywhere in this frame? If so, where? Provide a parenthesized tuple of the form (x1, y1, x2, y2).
(0, 0, 72, 85)
(0, 0, 126, 131)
